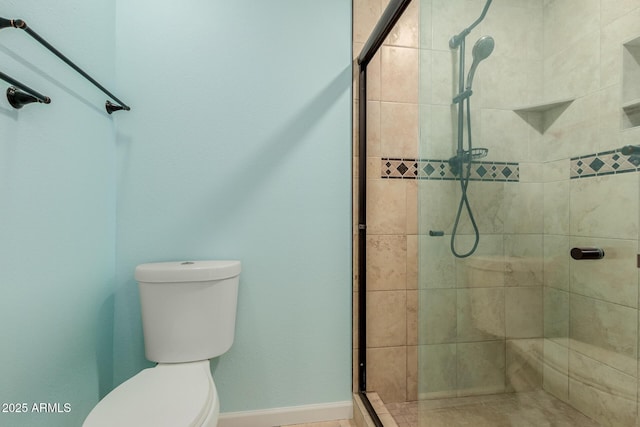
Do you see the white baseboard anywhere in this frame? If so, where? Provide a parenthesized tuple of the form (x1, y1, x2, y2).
(218, 400, 353, 427)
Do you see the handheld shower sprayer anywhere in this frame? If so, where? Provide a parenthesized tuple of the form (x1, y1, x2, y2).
(448, 0, 494, 259)
(452, 35, 494, 104)
(466, 36, 495, 90)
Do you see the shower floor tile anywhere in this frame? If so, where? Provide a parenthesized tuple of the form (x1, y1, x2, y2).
(386, 391, 601, 427)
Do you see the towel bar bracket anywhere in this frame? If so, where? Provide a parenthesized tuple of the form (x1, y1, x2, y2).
(0, 16, 130, 113)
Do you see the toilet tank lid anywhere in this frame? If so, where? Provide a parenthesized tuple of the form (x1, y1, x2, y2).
(135, 260, 241, 283)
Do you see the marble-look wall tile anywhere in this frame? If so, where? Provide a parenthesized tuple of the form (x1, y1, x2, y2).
(365, 101, 382, 157)
(518, 162, 543, 183)
(543, 339, 569, 402)
(407, 290, 418, 346)
(419, 48, 432, 105)
(381, 46, 419, 103)
(380, 102, 419, 158)
(366, 156, 382, 182)
(384, 0, 419, 48)
(622, 125, 640, 147)
(479, 55, 531, 109)
(457, 341, 506, 396)
(503, 182, 543, 233)
(543, 234, 570, 291)
(406, 234, 418, 289)
(418, 235, 456, 289)
(479, 109, 531, 163)
(429, 50, 457, 107)
(419, 104, 456, 160)
(483, 2, 543, 60)
(569, 237, 638, 308)
(506, 338, 543, 392)
(418, 344, 457, 399)
(600, 0, 640, 27)
(543, 0, 600, 58)
(455, 234, 505, 288)
(570, 294, 638, 377)
(353, 0, 382, 45)
(457, 181, 506, 234)
(543, 31, 601, 101)
(543, 159, 570, 182)
(419, 289, 457, 344)
(406, 181, 418, 236)
(367, 346, 407, 403)
(542, 93, 600, 162)
(417, 180, 458, 235)
(597, 85, 622, 153)
(506, 287, 543, 338)
(457, 287, 505, 342)
(366, 235, 407, 291)
(367, 290, 407, 348)
(505, 234, 543, 287)
(569, 350, 637, 427)
(406, 345, 418, 401)
(544, 287, 569, 345)
(491, 0, 543, 9)
(366, 49, 382, 101)
(367, 179, 407, 235)
(570, 172, 639, 239)
(600, 6, 640, 88)
(419, 0, 433, 50)
(543, 180, 570, 235)
(524, 60, 546, 109)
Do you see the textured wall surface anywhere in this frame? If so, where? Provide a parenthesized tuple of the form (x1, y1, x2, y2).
(114, 0, 353, 413)
(0, 1, 117, 426)
(1, 1, 353, 425)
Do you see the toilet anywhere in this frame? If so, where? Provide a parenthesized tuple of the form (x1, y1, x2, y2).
(83, 260, 241, 427)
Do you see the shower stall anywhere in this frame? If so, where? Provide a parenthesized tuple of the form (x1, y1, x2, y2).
(353, 0, 640, 426)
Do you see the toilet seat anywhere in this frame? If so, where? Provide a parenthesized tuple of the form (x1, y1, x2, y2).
(83, 360, 217, 427)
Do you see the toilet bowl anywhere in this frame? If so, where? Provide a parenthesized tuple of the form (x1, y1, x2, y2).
(83, 361, 218, 427)
(83, 260, 240, 427)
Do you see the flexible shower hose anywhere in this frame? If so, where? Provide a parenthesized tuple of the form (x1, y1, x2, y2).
(450, 96, 480, 258)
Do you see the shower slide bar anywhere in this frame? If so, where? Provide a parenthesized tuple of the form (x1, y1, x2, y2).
(0, 70, 50, 108)
(0, 17, 130, 114)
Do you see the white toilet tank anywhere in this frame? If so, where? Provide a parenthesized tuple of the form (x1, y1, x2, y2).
(135, 260, 241, 363)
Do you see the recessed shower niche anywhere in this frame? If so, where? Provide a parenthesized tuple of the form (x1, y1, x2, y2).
(623, 36, 640, 129)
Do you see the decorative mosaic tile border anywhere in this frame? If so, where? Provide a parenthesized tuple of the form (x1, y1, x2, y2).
(381, 158, 520, 182)
(380, 149, 640, 182)
(571, 149, 640, 179)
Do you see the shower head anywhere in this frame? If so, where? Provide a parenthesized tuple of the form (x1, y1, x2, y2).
(466, 36, 495, 90)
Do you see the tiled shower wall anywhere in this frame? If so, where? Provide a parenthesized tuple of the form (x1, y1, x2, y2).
(353, 0, 421, 403)
(354, 1, 640, 425)
(539, 1, 640, 426)
(416, 0, 548, 404)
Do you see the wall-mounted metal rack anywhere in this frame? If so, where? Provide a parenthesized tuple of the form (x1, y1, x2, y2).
(0, 17, 129, 114)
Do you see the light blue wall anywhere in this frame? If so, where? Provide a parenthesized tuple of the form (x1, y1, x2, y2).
(1, 1, 352, 424)
(0, 1, 116, 426)
(114, 0, 352, 413)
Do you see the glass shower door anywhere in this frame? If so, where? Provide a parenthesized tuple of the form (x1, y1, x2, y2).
(417, 0, 640, 426)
